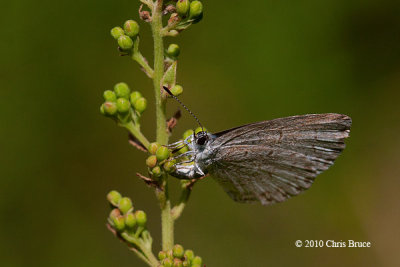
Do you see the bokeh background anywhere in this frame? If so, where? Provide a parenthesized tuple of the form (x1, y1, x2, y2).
(2, 0, 400, 266)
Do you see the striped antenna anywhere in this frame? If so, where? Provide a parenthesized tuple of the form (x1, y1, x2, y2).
(163, 86, 204, 131)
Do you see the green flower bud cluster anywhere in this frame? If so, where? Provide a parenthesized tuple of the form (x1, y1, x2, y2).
(111, 20, 140, 50)
(146, 142, 175, 176)
(100, 82, 147, 123)
(175, 0, 203, 22)
(158, 245, 203, 267)
(107, 190, 148, 235)
(165, 0, 203, 36)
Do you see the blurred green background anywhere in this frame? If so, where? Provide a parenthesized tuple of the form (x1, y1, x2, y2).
(2, 0, 400, 266)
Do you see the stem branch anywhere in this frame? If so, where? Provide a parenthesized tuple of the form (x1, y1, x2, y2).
(171, 186, 191, 220)
(122, 121, 150, 149)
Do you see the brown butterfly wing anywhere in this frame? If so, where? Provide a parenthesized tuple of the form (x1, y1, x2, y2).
(207, 113, 352, 205)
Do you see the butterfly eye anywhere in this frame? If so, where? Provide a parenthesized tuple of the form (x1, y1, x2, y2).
(196, 133, 208, 146)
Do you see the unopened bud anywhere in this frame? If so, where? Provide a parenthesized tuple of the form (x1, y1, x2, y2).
(114, 82, 131, 99)
(125, 212, 136, 228)
(107, 190, 122, 206)
(156, 146, 170, 161)
(171, 84, 183, 96)
(123, 20, 139, 38)
(130, 91, 142, 104)
(173, 258, 183, 267)
(112, 215, 125, 232)
(116, 98, 131, 113)
(103, 101, 117, 116)
(103, 90, 117, 102)
(173, 244, 184, 259)
(146, 155, 158, 168)
(192, 256, 202, 266)
(167, 44, 180, 58)
(163, 160, 175, 173)
(135, 210, 147, 227)
(118, 35, 133, 50)
(109, 208, 121, 221)
(118, 197, 133, 214)
(111, 26, 124, 40)
(158, 251, 167, 261)
(148, 142, 160, 155)
(133, 97, 147, 113)
(162, 258, 173, 267)
(176, 0, 190, 16)
(151, 166, 162, 177)
(189, 1, 203, 19)
(184, 250, 194, 261)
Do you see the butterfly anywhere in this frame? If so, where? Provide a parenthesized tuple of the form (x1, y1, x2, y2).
(164, 88, 352, 205)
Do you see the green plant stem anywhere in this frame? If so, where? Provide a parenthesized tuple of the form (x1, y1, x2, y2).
(122, 121, 150, 149)
(150, 0, 174, 252)
(132, 52, 154, 78)
(171, 186, 191, 220)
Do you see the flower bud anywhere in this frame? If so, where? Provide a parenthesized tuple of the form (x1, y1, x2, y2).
(156, 146, 170, 161)
(116, 98, 131, 113)
(173, 244, 184, 259)
(158, 251, 167, 261)
(133, 97, 147, 113)
(163, 160, 175, 173)
(151, 166, 162, 177)
(173, 259, 183, 267)
(112, 215, 125, 232)
(125, 212, 136, 228)
(184, 250, 194, 261)
(182, 261, 190, 267)
(171, 85, 183, 96)
(166, 250, 174, 259)
(107, 190, 122, 206)
(192, 256, 202, 266)
(103, 101, 117, 116)
(189, 1, 203, 19)
(130, 91, 142, 105)
(118, 197, 133, 214)
(114, 82, 131, 99)
(123, 20, 140, 38)
(148, 142, 160, 155)
(166, 44, 180, 58)
(146, 155, 158, 168)
(103, 90, 117, 102)
(118, 35, 134, 50)
(135, 210, 147, 227)
(183, 129, 194, 140)
(195, 127, 206, 134)
(162, 258, 173, 267)
(109, 208, 121, 221)
(111, 26, 124, 40)
(176, 0, 190, 16)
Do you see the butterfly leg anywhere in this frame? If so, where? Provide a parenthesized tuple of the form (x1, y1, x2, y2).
(172, 151, 195, 159)
(166, 140, 185, 150)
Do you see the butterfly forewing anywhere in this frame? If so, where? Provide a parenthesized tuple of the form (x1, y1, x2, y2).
(207, 113, 352, 205)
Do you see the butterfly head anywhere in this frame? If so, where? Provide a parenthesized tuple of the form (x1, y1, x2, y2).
(194, 130, 209, 146)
